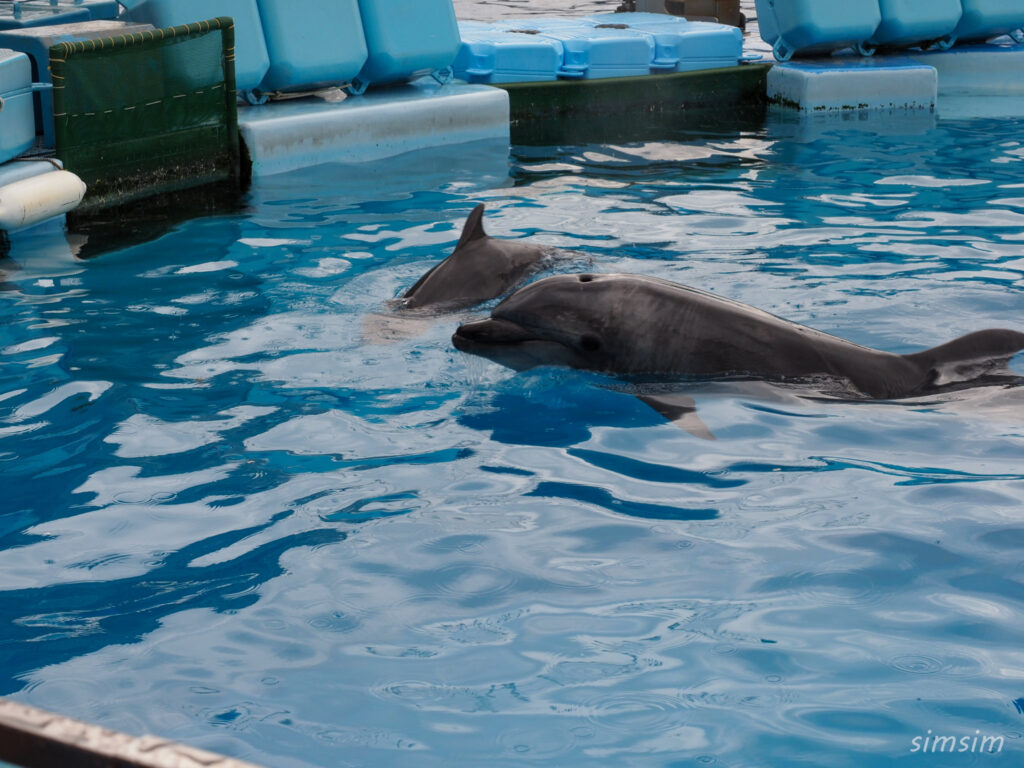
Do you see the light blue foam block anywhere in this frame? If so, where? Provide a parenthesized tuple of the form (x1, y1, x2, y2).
(907, 39, 1024, 96)
(768, 57, 937, 111)
(238, 80, 509, 176)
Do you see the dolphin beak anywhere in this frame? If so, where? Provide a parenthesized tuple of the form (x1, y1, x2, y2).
(452, 318, 536, 350)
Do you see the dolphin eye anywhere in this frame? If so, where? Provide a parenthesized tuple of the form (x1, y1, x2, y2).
(580, 334, 601, 352)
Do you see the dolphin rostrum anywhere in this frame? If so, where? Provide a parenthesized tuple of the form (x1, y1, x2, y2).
(452, 273, 1024, 401)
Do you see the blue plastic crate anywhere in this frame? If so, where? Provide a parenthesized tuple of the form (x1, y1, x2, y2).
(863, 0, 962, 52)
(586, 12, 743, 72)
(122, 0, 270, 93)
(496, 18, 654, 80)
(0, 48, 36, 162)
(755, 0, 882, 61)
(254, 0, 367, 97)
(351, 0, 461, 94)
(454, 25, 562, 83)
(954, 0, 1024, 44)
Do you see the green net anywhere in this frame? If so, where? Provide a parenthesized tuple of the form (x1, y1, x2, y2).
(49, 17, 240, 210)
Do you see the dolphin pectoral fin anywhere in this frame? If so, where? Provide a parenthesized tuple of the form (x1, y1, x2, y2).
(456, 203, 488, 249)
(635, 392, 716, 441)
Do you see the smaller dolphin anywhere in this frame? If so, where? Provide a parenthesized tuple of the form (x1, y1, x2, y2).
(453, 272, 1024, 403)
(401, 203, 560, 311)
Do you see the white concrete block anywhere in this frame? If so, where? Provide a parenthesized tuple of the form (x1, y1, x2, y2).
(767, 58, 937, 112)
(238, 80, 510, 177)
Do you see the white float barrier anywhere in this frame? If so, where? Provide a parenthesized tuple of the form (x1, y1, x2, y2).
(238, 80, 510, 177)
(767, 58, 937, 113)
(0, 170, 86, 232)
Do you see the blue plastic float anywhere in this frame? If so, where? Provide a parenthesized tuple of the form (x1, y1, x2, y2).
(755, 0, 882, 60)
(861, 0, 962, 53)
(351, 0, 461, 94)
(504, 19, 656, 80)
(586, 12, 743, 72)
(454, 25, 563, 83)
(255, 0, 367, 97)
(455, 14, 743, 83)
(122, 0, 270, 93)
(954, 0, 1024, 43)
(0, 48, 37, 163)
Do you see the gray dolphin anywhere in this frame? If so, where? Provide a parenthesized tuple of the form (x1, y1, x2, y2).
(401, 203, 559, 310)
(452, 273, 1024, 401)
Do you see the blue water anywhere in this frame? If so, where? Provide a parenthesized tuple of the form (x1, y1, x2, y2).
(3, 109, 1024, 768)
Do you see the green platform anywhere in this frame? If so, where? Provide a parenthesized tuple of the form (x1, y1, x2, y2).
(50, 17, 241, 212)
(499, 63, 771, 144)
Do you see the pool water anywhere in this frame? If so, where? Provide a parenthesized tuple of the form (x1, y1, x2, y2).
(3, 110, 1024, 768)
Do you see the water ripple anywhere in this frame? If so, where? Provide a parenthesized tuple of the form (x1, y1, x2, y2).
(567, 448, 744, 488)
(4, 54, 1024, 768)
(528, 481, 718, 521)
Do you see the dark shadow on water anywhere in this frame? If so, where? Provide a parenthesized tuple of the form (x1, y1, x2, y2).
(0, 510, 346, 695)
(568, 446, 744, 488)
(504, 65, 769, 146)
(457, 376, 666, 447)
(0, 251, 19, 290)
(66, 180, 249, 261)
(512, 104, 768, 147)
(528, 480, 718, 521)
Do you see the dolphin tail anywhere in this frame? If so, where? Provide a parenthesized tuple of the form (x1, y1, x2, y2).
(456, 203, 488, 250)
(636, 392, 716, 441)
(902, 329, 1024, 389)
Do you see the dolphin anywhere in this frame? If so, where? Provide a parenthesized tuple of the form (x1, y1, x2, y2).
(452, 273, 1024, 403)
(401, 203, 560, 311)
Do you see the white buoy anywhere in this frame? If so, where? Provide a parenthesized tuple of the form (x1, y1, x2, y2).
(0, 170, 87, 232)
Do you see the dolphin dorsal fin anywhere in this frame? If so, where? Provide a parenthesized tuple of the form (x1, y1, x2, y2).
(456, 204, 488, 250)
